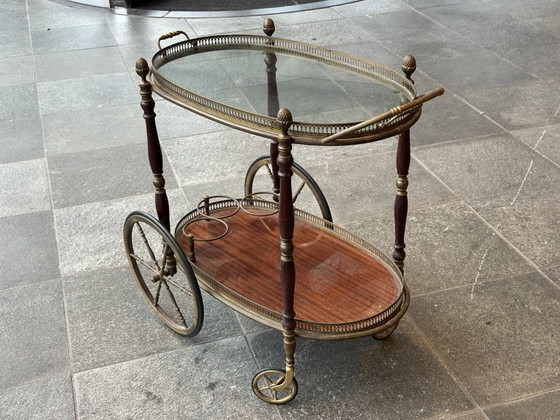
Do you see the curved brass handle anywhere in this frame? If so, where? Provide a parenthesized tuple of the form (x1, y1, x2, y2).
(157, 30, 190, 49)
(321, 87, 444, 144)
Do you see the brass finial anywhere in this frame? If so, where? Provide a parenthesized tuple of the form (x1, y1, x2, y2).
(136, 57, 149, 80)
(263, 18, 275, 36)
(277, 108, 293, 133)
(401, 55, 416, 82)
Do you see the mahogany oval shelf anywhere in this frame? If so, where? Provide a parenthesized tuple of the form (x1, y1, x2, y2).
(175, 199, 408, 339)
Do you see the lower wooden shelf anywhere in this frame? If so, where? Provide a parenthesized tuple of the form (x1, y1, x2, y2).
(175, 198, 408, 340)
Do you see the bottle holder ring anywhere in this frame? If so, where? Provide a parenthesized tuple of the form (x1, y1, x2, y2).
(181, 216, 229, 242)
(196, 195, 240, 219)
(241, 192, 280, 216)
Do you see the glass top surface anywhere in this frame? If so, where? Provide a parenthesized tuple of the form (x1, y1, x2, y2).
(156, 48, 411, 123)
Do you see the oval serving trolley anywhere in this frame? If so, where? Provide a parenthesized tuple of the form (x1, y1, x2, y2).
(124, 18, 444, 404)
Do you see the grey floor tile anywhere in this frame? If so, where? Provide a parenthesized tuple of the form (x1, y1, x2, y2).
(411, 93, 505, 146)
(484, 390, 560, 420)
(0, 159, 50, 218)
(152, 100, 226, 140)
(31, 23, 116, 54)
(413, 133, 560, 201)
(64, 266, 242, 372)
(54, 189, 187, 277)
(181, 176, 246, 210)
(0, 31, 31, 59)
(37, 72, 138, 115)
(543, 265, 560, 287)
(0, 211, 59, 290)
(34, 46, 128, 83)
(332, 0, 408, 17)
(0, 0, 28, 12)
(117, 41, 167, 73)
(419, 1, 510, 31)
(73, 337, 280, 419)
(0, 117, 43, 164)
(0, 55, 35, 87)
(512, 123, 560, 167)
(0, 10, 30, 34)
(0, 83, 39, 121)
(446, 411, 488, 420)
(351, 202, 535, 295)
(49, 143, 177, 208)
(470, 190, 560, 269)
(292, 138, 397, 168)
(420, 52, 536, 93)
(0, 375, 74, 420)
(456, 17, 559, 57)
(528, 15, 560, 37)
(248, 318, 473, 418)
(262, 7, 341, 26)
(382, 29, 480, 62)
(410, 272, 560, 406)
(270, 18, 372, 46)
(235, 312, 271, 335)
(313, 150, 457, 224)
(329, 39, 402, 70)
(403, 0, 462, 8)
(107, 14, 194, 45)
(185, 15, 265, 36)
(162, 129, 269, 187)
(27, 3, 108, 31)
(0, 280, 69, 390)
(43, 102, 146, 155)
(352, 10, 442, 42)
(484, 0, 560, 20)
(498, 41, 560, 81)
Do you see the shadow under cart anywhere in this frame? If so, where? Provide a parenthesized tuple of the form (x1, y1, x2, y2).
(123, 18, 444, 404)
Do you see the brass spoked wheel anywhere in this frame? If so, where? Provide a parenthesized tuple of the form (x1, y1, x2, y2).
(124, 211, 203, 336)
(244, 155, 333, 222)
(372, 322, 399, 340)
(252, 369, 298, 404)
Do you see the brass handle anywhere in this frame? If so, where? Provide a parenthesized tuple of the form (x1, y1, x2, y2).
(157, 30, 190, 49)
(321, 87, 445, 144)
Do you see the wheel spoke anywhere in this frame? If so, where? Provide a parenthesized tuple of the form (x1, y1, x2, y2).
(292, 180, 306, 203)
(258, 375, 276, 398)
(135, 222, 161, 270)
(166, 277, 194, 297)
(161, 279, 188, 328)
(153, 280, 163, 304)
(129, 253, 158, 273)
(264, 163, 273, 180)
(159, 244, 170, 273)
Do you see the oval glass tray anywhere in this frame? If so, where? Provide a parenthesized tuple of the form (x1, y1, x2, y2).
(175, 198, 409, 340)
(149, 34, 420, 145)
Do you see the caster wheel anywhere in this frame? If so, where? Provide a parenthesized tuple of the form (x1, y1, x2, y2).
(123, 211, 203, 336)
(244, 155, 332, 222)
(373, 322, 399, 340)
(252, 369, 298, 404)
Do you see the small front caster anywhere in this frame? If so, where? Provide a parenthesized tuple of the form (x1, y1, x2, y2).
(372, 322, 399, 340)
(252, 369, 298, 404)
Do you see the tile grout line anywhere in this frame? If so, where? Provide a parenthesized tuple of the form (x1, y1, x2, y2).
(411, 153, 555, 290)
(406, 315, 491, 420)
(25, 1, 80, 418)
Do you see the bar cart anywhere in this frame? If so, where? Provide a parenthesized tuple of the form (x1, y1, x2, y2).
(123, 18, 444, 404)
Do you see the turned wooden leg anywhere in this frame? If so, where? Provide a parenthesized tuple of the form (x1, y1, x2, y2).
(136, 58, 171, 232)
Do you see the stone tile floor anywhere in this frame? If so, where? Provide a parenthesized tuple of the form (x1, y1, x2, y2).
(1, 0, 559, 418)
